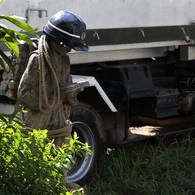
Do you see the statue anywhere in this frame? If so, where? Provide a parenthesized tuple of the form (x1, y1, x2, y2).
(17, 11, 89, 145)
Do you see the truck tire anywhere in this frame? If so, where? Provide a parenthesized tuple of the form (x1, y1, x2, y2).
(67, 102, 107, 185)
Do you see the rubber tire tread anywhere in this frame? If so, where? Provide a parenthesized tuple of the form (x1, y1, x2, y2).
(70, 102, 107, 185)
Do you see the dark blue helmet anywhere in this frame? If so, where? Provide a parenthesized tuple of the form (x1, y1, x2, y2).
(43, 11, 89, 51)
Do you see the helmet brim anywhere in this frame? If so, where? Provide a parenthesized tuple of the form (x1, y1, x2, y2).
(72, 44, 89, 52)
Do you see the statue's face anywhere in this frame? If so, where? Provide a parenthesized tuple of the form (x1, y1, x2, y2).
(49, 40, 72, 55)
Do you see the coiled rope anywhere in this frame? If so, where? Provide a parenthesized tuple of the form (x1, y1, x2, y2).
(23, 122, 72, 138)
(20, 36, 72, 139)
(38, 35, 60, 113)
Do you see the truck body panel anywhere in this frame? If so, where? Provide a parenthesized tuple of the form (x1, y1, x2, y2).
(1, 0, 195, 64)
(1, 0, 194, 29)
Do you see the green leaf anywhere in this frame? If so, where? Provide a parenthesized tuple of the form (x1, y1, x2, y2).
(12, 119, 23, 127)
(0, 31, 6, 39)
(0, 25, 32, 44)
(15, 32, 32, 44)
(0, 49, 14, 71)
(7, 181, 16, 191)
(0, 25, 15, 40)
(0, 15, 35, 35)
(0, 115, 8, 124)
(0, 189, 6, 195)
(0, 57, 6, 69)
(0, 26, 32, 44)
(5, 41, 19, 57)
(5, 125, 16, 131)
(73, 131, 78, 140)
(0, 36, 16, 43)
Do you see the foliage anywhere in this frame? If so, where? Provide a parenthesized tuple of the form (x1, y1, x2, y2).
(88, 132, 195, 195)
(0, 15, 36, 72)
(0, 111, 90, 194)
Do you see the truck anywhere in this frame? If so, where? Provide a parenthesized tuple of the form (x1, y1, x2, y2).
(1, 0, 195, 185)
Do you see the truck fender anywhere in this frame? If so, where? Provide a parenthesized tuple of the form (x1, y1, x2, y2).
(71, 74, 117, 112)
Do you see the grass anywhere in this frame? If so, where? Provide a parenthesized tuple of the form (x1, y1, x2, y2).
(87, 132, 195, 195)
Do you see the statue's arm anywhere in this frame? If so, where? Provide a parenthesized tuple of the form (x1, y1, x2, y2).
(17, 53, 39, 110)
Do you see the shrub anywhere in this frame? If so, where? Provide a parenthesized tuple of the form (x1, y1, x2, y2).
(0, 110, 90, 194)
(0, 15, 36, 72)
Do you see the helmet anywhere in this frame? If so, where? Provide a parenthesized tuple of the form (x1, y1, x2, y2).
(43, 11, 89, 51)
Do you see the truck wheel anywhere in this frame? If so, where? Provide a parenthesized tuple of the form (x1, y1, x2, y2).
(67, 102, 107, 185)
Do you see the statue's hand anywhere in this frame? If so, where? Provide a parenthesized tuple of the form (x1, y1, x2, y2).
(60, 81, 89, 94)
(61, 81, 89, 106)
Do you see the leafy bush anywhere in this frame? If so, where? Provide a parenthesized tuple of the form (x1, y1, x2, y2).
(0, 15, 36, 72)
(0, 111, 90, 194)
